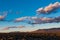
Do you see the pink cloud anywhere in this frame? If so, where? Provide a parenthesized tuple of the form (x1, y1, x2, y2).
(40, 17, 53, 21)
(2, 26, 24, 30)
(17, 26, 24, 28)
(0, 11, 8, 20)
(14, 16, 29, 22)
(2, 27, 9, 30)
(0, 15, 5, 20)
(36, 2, 60, 14)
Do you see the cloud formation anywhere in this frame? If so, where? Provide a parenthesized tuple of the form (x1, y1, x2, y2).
(2, 27, 9, 30)
(1, 26, 24, 30)
(36, 2, 60, 14)
(33, 16, 60, 23)
(14, 2, 60, 24)
(31, 17, 54, 24)
(14, 16, 60, 24)
(0, 11, 8, 20)
(14, 16, 29, 22)
(0, 2, 60, 25)
(0, 15, 5, 20)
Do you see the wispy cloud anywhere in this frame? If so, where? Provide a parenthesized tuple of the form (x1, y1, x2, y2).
(0, 11, 8, 21)
(1, 26, 25, 30)
(14, 16, 29, 22)
(2, 27, 9, 30)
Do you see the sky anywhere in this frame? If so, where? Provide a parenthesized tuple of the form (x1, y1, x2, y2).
(0, 0, 60, 32)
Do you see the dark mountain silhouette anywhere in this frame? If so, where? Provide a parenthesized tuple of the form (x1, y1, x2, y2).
(0, 28, 60, 40)
(31, 28, 60, 33)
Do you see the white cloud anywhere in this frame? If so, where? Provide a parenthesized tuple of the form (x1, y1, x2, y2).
(36, 2, 60, 14)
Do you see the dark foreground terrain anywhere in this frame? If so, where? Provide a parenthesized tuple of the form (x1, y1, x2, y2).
(0, 28, 60, 40)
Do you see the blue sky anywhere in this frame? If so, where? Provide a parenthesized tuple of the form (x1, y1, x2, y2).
(0, 0, 60, 32)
